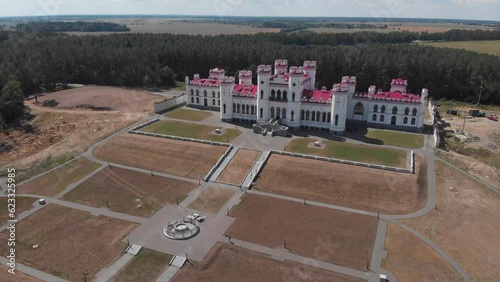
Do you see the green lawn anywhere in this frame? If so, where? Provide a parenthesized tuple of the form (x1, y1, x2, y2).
(286, 138, 406, 167)
(164, 108, 213, 121)
(142, 120, 241, 142)
(110, 248, 172, 282)
(419, 40, 500, 56)
(365, 130, 424, 148)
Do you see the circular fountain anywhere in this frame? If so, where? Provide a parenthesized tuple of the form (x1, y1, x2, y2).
(164, 217, 200, 240)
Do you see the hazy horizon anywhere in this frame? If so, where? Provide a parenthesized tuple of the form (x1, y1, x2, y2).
(0, 0, 499, 22)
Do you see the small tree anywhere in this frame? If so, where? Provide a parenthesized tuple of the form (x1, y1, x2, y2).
(0, 80, 25, 123)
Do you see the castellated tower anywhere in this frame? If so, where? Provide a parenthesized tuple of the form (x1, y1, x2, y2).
(274, 59, 288, 75)
(330, 84, 349, 134)
(220, 76, 235, 122)
(257, 65, 272, 122)
(390, 78, 408, 93)
(238, 70, 253, 85)
(421, 88, 429, 104)
(287, 66, 304, 128)
(302, 61, 317, 90)
(208, 68, 225, 80)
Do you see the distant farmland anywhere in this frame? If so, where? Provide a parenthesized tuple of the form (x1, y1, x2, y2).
(419, 40, 500, 56)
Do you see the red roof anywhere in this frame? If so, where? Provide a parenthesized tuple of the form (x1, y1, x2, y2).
(302, 89, 333, 103)
(189, 79, 221, 87)
(270, 73, 309, 83)
(372, 91, 421, 102)
(233, 84, 258, 97)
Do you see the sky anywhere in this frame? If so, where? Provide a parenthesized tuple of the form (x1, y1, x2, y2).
(0, 0, 499, 21)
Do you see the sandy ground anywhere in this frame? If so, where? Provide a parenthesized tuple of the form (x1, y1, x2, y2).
(383, 223, 461, 282)
(217, 149, 260, 184)
(62, 166, 198, 217)
(172, 243, 363, 282)
(403, 161, 500, 281)
(94, 134, 227, 179)
(187, 186, 235, 213)
(0, 265, 42, 282)
(0, 205, 138, 281)
(256, 154, 427, 214)
(18, 157, 101, 196)
(227, 194, 378, 271)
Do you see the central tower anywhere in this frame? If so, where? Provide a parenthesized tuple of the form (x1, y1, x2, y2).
(257, 65, 272, 122)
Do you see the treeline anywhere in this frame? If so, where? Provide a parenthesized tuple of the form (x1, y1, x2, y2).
(15, 21, 130, 33)
(0, 31, 499, 105)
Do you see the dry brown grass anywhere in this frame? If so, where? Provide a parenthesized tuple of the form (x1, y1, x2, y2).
(0, 265, 42, 282)
(109, 248, 172, 282)
(0, 197, 36, 222)
(217, 149, 260, 184)
(187, 186, 234, 213)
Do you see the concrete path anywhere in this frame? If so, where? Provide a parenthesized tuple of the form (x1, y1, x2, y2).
(209, 146, 238, 182)
(53, 163, 107, 199)
(95, 253, 134, 282)
(179, 185, 206, 208)
(217, 189, 244, 215)
(241, 150, 270, 188)
(368, 220, 397, 282)
(0, 256, 68, 282)
(155, 265, 180, 282)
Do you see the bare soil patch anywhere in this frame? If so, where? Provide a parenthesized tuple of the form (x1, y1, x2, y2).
(0, 197, 36, 222)
(172, 243, 363, 282)
(110, 248, 172, 282)
(94, 133, 227, 179)
(256, 154, 427, 214)
(187, 186, 234, 213)
(217, 149, 260, 184)
(227, 194, 378, 271)
(0, 205, 138, 281)
(383, 223, 461, 281)
(62, 166, 198, 217)
(0, 265, 42, 282)
(403, 161, 500, 281)
(19, 157, 101, 196)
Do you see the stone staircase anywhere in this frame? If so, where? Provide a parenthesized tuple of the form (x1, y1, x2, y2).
(169, 256, 187, 268)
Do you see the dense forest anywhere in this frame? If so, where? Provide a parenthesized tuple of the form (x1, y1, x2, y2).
(0, 29, 499, 110)
(15, 21, 130, 33)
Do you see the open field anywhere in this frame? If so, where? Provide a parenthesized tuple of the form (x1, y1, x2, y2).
(0, 265, 42, 282)
(256, 154, 426, 214)
(365, 130, 424, 148)
(94, 133, 227, 179)
(187, 186, 234, 213)
(227, 194, 378, 271)
(403, 161, 500, 281)
(0, 205, 138, 281)
(419, 40, 500, 56)
(383, 223, 461, 282)
(62, 166, 198, 217)
(37, 86, 164, 113)
(164, 108, 212, 121)
(217, 149, 260, 184)
(172, 243, 363, 282)
(308, 22, 493, 34)
(19, 157, 101, 196)
(0, 197, 35, 222)
(110, 248, 172, 282)
(286, 138, 406, 167)
(142, 120, 241, 142)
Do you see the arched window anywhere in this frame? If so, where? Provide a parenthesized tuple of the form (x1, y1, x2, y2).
(291, 111, 294, 122)
(218, 100, 220, 106)
(282, 108, 287, 120)
(271, 90, 276, 100)
(203, 90, 207, 97)
(403, 117, 408, 124)
(277, 90, 282, 101)
(283, 91, 287, 101)
(404, 107, 410, 115)
(392, 106, 398, 115)
(271, 107, 275, 118)
(196, 89, 199, 96)
(354, 102, 364, 115)
(191, 97, 194, 103)
(251, 105, 255, 115)
(380, 115, 385, 122)
(204, 98, 207, 106)
(260, 108, 263, 118)
(381, 105, 386, 113)
(391, 116, 397, 125)
(373, 104, 378, 113)
(372, 114, 377, 121)
(212, 91, 216, 98)
(311, 111, 316, 121)
(306, 110, 310, 121)
(276, 107, 281, 119)
(212, 99, 216, 106)
(246, 105, 249, 115)
(190, 89, 194, 96)
(292, 92, 295, 102)
(223, 104, 226, 114)
(411, 117, 416, 125)
(327, 112, 331, 123)
(316, 111, 321, 122)
(260, 90, 264, 99)
(322, 112, 327, 123)
(412, 108, 418, 116)
(237, 104, 240, 113)
(335, 115, 339, 126)
(233, 103, 236, 113)
(301, 110, 305, 120)
(196, 97, 199, 104)
(217, 91, 220, 98)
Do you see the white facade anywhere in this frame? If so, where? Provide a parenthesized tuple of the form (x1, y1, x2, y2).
(186, 60, 428, 134)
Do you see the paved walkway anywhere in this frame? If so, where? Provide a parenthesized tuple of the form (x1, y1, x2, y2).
(368, 220, 396, 282)
(155, 265, 180, 282)
(209, 146, 238, 182)
(241, 150, 269, 188)
(95, 253, 134, 282)
(0, 256, 68, 282)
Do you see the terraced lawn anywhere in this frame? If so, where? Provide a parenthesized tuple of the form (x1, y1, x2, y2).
(142, 120, 241, 142)
(164, 108, 212, 121)
(365, 130, 424, 148)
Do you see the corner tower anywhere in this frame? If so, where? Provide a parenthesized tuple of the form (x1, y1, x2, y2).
(330, 84, 349, 134)
(303, 61, 317, 90)
(220, 76, 235, 122)
(257, 65, 272, 122)
(287, 66, 304, 128)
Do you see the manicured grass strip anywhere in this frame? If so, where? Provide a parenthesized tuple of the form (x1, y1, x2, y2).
(110, 248, 172, 282)
(142, 120, 241, 142)
(365, 130, 424, 148)
(165, 108, 212, 121)
(286, 138, 406, 167)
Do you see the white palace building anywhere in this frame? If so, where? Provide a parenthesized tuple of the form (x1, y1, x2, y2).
(186, 59, 428, 134)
